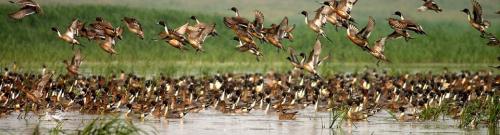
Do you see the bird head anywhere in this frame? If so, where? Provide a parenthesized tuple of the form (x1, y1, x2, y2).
(393, 11, 402, 17)
(190, 16, 197, 20)
(461, 8, 469, 14)
(95, 17, 103, 22)
(300, 11, 308, 16)
(158, 21, 166, 26)
(51, 27, 58, 32)
(230, 7, 238, 12)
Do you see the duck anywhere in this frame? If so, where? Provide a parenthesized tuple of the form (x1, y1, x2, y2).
(277, 109, 298, 120)
(368, 37, 390, 66)
(63, 49, 83, 76)
(190, 16, 218, 36)
(386, 29, 413, 42)
(396, 107, 417, 122)
(388, 11, 426, 35)
(186, 23, 216, 52)
(484, 33, 499, 46)
(248, 10, 265, 40)
(51, 19, 83, 49)
(346, 16, 375, 51)
(223, 7, 250, 30)
(8, 0, 42, 20)
(91, 17, 122, 39)
(157, 21, 189, 50)
(122, 17, 144, 39)
(233, 37, 262, 61)
(300, 10, 331, 42)
(98, 36, 118, 56)
(418, 0, 442, 12)
(319, 0, 346, 30)
(335, 0, 357, 23)
(287, 40, 329, 79)
(461, 0, 490, 37)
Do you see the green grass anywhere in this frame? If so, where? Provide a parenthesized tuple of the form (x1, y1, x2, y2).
(0, 4, 499, 76)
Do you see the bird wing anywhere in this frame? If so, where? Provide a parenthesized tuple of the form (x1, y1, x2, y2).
(175, 22, 190, 35)
(311, 40, 322, 66)
(337, 0, 348, 12)
(471, 0, 483, 23)
(253, 10, 264, 31)
(125, 17, 143, 31)
(347, 24, 359, 36)
(357, 16, 375, 39)
(72, 49, 83, 67)
(34, 71, 52, 97)
(373, 37, 387, 54)
(8, 5, 36, 20)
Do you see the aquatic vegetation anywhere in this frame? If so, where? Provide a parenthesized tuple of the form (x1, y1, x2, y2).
(79, 117, 145, 135)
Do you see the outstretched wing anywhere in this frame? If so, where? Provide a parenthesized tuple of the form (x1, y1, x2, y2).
(357, 16, 375, 39)
(471, 0, 483, 23)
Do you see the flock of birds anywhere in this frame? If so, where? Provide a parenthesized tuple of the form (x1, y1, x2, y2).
(0, 66, 499, 123)
(2, 0, 500, 123)
(6, 0, 500, 79)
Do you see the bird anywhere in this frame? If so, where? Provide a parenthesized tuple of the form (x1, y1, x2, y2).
(223, 7, 250, 30)
(497, 10, 500, 14)
(335, 0, 357, 23)
(185, 23, 216, 52)
(122, 17, 144, 39)
(190, 16, 218, 36)
(248, 10, 265, 40)
(287, 40, 329, 79)
(98, 36, 118, 56)
(387, 11, 426, 39)
(51, 19, 83, 49)
(90, 17, 122, 39)
(461, 0, 490, 37)
(233, 37, 262, 61)
(8, 0, 42, 20)
(319, 0, 347, 30)
(368, 37, 390, 66)
(63, 49, 83, 76)
(300, 10, 332, 42)
(484, 33, 499, 46)
(417, 0, 442, 13)
(346, 16, 375, 51)
(157, 21, 189, 50)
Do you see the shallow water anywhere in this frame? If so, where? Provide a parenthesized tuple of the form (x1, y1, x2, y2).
(0, 107, 496, 135)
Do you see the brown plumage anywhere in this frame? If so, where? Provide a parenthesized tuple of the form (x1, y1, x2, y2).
(484, 33, 499, 46)
(388, 11, 426, 35)
(418, 0, 442, 12)
(157, 21, 189, 50)
(64, 49, 83, 76)
(233, 37, 262, 61)
(301, 10, 331, 42)
(335, 0, 357, 23)
(347, 16, 375, 51)
(368, 37, 390, 66)
(99, 36, 118, 55)
(122, 17, 144, 39)
(51, 19, 84, 49)
(461, 0, 490, 37)
(8, 0, 42, 20)
(223, 7, 250, 30)
(287, 40, 329, 78)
